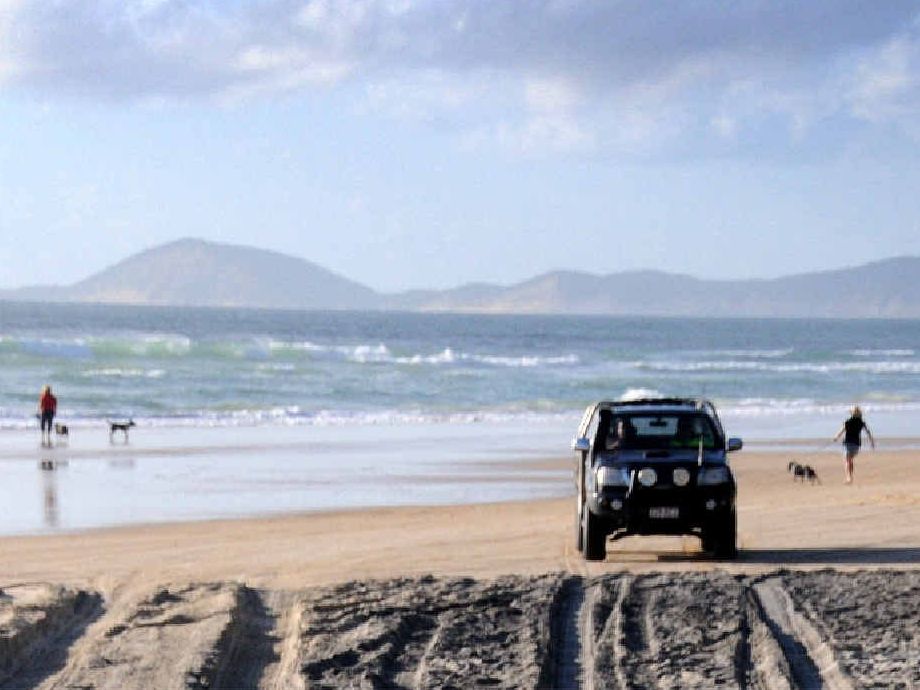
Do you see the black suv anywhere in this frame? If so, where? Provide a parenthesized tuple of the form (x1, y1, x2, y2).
(571, 397, 742, 561)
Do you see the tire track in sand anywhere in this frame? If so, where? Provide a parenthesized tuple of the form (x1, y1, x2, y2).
(778, 570, 920, 687)
(582, 574, 629, 690)
(751, 578, 854, 690)
(617, 576, 658, 690)
(0, 584, 103, 689)
(31, 582, 272, 690)
(296, 575, 562, 689)
(4, 573, 908, 689)
(540, 576, 584, 690)
(736, 587, 794, 689)
(610, 574, 755, 689)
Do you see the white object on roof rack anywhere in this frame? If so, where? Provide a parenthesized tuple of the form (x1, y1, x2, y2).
(619, 388, 662, 401)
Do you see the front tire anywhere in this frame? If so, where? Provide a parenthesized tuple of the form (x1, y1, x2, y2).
(705, 510, 737, 559)
(582, 500, 606, 561)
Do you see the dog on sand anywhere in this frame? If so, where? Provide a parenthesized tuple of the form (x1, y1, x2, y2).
(788, 460, 820, 484)
(108, 419, 136, 442)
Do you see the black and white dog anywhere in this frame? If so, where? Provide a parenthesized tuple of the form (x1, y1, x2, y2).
(108, 419, 136, 442)
(788, 461, 820, 484)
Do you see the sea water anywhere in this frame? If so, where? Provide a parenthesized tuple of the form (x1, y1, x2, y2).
(1, 301, 917, 434)
(1, 301, 918, 533)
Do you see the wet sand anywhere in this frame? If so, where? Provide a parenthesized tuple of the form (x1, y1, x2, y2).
(0, 424, 571, 535)
(2, 448, 919, 688)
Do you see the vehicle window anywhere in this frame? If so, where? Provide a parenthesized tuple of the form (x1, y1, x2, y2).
(605, 414, 719, 450)
(632, 416, 677, 437)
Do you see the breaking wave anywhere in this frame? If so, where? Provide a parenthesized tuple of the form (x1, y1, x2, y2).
(635, 360, 920, 374)
(270, 341, 579, 367)
(0, 334, 580, 368)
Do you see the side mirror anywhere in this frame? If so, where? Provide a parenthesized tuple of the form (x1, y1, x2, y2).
(571, 437, 590, 453)
(727, 437, 743, 452)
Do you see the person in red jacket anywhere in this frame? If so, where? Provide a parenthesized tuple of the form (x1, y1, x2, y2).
(38, 385, 57, 446)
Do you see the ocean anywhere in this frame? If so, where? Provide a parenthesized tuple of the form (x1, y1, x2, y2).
(1, 301, 918, 439)
(2, 301, 918, 533)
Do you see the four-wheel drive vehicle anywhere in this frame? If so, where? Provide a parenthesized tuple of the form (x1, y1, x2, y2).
(571, 398, 743, 561)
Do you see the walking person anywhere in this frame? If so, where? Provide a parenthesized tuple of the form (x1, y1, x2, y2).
(832, 405, 875, 484)
(38, 385, 57, 446)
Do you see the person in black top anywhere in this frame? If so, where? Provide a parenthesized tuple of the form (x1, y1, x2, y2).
(832, 406, 875, 484)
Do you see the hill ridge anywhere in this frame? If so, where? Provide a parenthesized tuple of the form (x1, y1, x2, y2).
(2, 240, 918, 317)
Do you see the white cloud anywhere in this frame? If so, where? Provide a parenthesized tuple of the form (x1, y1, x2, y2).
(1, 1, 918, 154)
(231, 44, 352, 97)
(711, 113, 737, 140)
(494, 114, 593, 155)
(525, 77, 580, 114)
(481, 76, 592, 154)
(848, 33, 920, 126)
(363, 69, 486, 121)
(296, 0, 329, 29)
(0, 0, 24, 82)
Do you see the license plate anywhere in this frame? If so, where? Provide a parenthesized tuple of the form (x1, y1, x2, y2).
(649, 506, 679, 519)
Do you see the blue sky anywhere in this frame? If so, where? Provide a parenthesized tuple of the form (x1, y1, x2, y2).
(2, 0, 920, 292)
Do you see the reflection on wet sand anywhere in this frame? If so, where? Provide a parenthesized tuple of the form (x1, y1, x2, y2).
(108, 458, 136, 470)
(0, 424, 568, 534)
(39, 459, 60, 529)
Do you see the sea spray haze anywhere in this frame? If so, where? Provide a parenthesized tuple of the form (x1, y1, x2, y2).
(0, 301, 919, 436)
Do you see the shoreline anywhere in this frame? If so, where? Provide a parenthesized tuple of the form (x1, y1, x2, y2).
(1, 421, 918, 535)
(3, 448, 919, 592)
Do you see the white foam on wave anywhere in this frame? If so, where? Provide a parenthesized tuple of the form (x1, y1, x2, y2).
(85, 333, 192, 357)
(0, 403, 581, 430)
(269, 339, 328, 353)
(8, 337, 93, 359)
(689, 348, 794, 359)
(393, 348, 459, 365)
(472, 353, 579, 367)
(0, 333, 193, 358)
(721, 398, 920, 417)
(125, 334, 192, 355)
(847, 349, 915, 357)
(269, 340, 580, 368)
(80, 368, 166, 379)
(357, 344, 579, 368)
(2, 397, 920, 432)
(636, 360, 920, 374)
(346, 343, 393, 363)
(256, 362, 297, 372)
(0, 407, 578, 430)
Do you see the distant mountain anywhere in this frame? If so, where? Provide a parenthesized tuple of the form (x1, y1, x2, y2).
(2, 239, 918, 317)
(4, 239, 379, 310)
(390, 258, 920, 318)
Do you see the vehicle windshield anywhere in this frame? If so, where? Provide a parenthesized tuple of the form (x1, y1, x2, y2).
(601, 413, 721, 451)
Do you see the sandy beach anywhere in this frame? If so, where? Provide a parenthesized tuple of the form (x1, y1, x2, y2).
(2, 445, 920, 687)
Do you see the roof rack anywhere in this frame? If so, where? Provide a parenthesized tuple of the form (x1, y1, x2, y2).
(600, 397, 707, 409)
(595, 397, 723, 434)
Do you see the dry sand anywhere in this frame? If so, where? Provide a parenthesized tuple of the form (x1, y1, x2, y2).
(2, 449, 919, 688)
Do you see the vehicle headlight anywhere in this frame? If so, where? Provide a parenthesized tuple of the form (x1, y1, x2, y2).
(596, 466, 630, 487)
(672, 468, 690, 487)
(637, 467, 657, 487)
(697, 466, 731, 485)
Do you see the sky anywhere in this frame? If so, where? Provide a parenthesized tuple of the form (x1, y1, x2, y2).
(1, 1, 920, 293)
